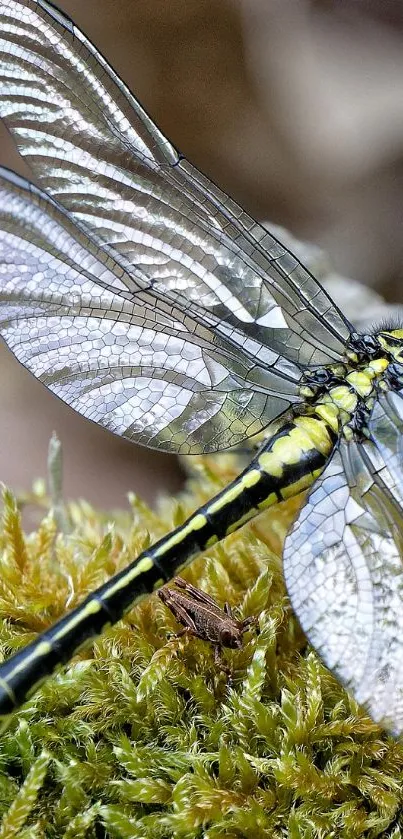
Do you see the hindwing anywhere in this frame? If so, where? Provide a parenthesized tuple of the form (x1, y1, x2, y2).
(284, 391, 403, 735)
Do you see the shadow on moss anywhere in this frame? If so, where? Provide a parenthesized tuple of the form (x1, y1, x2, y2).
(0, 450, 401, 838)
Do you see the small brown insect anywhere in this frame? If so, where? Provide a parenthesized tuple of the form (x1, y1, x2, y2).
(157, 576, 257, 668)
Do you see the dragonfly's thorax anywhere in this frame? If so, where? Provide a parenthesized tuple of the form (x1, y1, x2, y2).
(299, 329, 403, 441)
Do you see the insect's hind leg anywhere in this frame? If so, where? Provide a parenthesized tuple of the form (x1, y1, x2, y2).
(157, 587, 198, 634)
(172, 577, 223, 610)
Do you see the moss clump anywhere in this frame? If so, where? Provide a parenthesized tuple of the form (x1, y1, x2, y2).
(0, 451, 402, 838)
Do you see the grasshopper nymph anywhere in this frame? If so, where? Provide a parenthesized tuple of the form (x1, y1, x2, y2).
(158, 577, 257, 669)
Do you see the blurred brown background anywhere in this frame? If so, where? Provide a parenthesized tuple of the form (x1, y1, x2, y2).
(0, 0, 403, 509)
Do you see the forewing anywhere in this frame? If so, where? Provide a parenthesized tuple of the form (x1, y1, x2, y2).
(283, 418, 403, 736)
(0, 0, 351, 367)
(0, 167, 301, 453)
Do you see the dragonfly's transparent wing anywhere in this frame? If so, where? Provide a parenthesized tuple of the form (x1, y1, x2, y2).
(0, 167, 302, 454)
(284, 399, 403, 736)
(0, 0, 352, 368)
(367, 389, 403, 500)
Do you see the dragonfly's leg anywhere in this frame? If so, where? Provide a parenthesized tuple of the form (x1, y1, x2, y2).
(224, 602, 234, 618)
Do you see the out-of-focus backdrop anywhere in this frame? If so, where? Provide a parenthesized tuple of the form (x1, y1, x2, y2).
(0, 0, 402, 508)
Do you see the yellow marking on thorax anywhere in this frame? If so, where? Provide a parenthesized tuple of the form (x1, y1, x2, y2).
(299, 385, 315, 399)
(314, 384, 357, 432)
(346, 370, 373, 397)
(342, 425, 354, 442)
(369, 357, 389, 375)
(313, 356, 392, 436)
(329, 385, 357, 412)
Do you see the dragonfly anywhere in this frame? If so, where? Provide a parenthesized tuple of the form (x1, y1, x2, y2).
(0, 0, 402, 736)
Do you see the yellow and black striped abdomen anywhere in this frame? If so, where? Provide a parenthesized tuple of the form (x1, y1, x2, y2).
(0, 414, 336, 716)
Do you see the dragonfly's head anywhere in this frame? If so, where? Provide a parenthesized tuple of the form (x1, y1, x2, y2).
(376, 329, 403, 389)
(348, 327, 403, 364)
(346, 328, 403, 389)
(377, 329, 403, 363)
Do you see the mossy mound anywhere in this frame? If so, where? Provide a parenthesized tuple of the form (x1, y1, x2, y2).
(0, 451, 401, 839)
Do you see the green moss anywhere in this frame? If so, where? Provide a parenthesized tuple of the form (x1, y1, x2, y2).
(0, 451, 402, 838)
